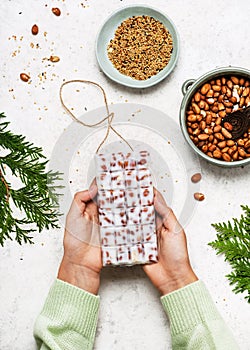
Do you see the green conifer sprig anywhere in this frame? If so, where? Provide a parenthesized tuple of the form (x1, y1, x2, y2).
(209, 205, 250, 303)
(0, 112, 62, 246)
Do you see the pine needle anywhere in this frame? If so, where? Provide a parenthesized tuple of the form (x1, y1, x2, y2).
(0, 112, 62, 245)
(208, 205, 250, 303)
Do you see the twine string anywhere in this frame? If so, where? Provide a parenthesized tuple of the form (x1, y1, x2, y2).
(59, 80, 133, 153)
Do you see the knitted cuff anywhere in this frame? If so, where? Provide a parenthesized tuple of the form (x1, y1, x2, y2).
(40, 279, 100, 342)
(161, 280, 221, 335)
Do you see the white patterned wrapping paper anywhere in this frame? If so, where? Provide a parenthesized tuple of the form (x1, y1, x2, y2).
(96, 150, 158, 266)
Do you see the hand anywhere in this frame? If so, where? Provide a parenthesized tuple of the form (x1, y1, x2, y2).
(58, 182, 102, 295)
(143, 189, 198, 295)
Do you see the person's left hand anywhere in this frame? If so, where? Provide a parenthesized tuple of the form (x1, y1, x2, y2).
(58, 182, 102, 295)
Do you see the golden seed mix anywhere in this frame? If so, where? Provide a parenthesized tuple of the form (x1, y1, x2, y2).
(107, 15, 173, 80)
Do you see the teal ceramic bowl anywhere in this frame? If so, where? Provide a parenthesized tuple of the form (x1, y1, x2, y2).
(96, 5, 179, 88)
(179, 66, 250, 167)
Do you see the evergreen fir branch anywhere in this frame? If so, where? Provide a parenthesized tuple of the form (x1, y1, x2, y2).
(0, 114, 45, 160)
(209, 206, 250, 303)
(0, 112, 62, 245)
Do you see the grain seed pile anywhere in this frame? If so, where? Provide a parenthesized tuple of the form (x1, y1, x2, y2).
(107, 15, 173, 80)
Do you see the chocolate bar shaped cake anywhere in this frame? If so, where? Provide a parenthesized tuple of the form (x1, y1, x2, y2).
(95, 150, 158, 266)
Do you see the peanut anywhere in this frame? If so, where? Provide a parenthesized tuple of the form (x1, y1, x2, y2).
(206, 114, 212, 124)
(192, 103, 200, 114)
(191, 173, 202, 183)
(239, 78, 245, 85)
(20, 73, 30, 82)
(31, 24, 39, 35)
(221, 85, 227, 94)
(237, 139, 244, 147)
(213, 125, 222, 133)
(232, 151, 239, 160)
(224, 122, 233, 131)
(213, 149, 222, 158)
(238, 148, 246, 157)
(242, 87, 250, 97)
(222, 153, 231, 162)
(194, 192, 205, 201)
(209, 144, 216, 152)
(201, 83, 211, 95)
(52, 7, 61, 16)
(239, 97, 245, 107)
(231, 76, 239, 85)
(187, 115, 197, 122)
(217, 141, 226, 148)
(218, 110, 226, 118)
(198, 134, 209, 140)
(215, 117, 222, 125)
(200, 121, 206, 130)
(212, 85, 221, 91)
(50, 55, 60, 62)
(244, 140, 250, 149)
(221, 128, 232, 139)
(194, 92, 201, 102)
(206, 89, 214, 98)
(227, 140, 235, 146)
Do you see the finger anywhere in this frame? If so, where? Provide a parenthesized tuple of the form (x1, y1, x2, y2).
(85, 201, 99, 224)
(153, 188, 182, 233)
(72, 187, 96, 215)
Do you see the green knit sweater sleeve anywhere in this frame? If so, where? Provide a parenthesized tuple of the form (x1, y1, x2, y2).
(34, 279, 100, 350)
(161, 280, 239, 350)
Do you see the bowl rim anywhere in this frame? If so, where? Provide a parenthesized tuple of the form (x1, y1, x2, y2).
(95, 4, 180, 88)
(179, 66, 250, 167)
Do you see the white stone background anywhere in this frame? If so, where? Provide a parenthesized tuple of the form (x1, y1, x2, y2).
(0, 0, 250, 349)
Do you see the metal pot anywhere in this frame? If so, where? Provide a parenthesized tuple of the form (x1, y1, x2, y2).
(179, 66, 250, 167)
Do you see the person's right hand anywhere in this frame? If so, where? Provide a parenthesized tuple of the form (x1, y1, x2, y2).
(143, 189, 198, 295)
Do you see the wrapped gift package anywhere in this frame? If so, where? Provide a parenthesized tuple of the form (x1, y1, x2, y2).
(96, 150, 158, 266)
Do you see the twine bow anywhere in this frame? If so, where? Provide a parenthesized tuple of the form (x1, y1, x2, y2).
(59, 80, 133, 153)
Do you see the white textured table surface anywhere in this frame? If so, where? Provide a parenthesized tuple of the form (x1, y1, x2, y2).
(0, 1, 250, 349)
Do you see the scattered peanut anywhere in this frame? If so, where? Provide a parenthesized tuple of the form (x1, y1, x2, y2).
(194, 192, 205, 201)
(191, 173, 202, 183)
(20, 73, 30, 82)
(31, 24, 39, 35)
(52, 7, 61, 16)
(49, 55, 60, 62)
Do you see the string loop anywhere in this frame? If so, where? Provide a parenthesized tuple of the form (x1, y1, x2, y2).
(59, 80, 133, 153)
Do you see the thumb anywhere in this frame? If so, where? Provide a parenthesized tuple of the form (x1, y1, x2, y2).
(88, 178, 98, 200)
(153, 188, 169, 217)
(154, 188, 182, 233)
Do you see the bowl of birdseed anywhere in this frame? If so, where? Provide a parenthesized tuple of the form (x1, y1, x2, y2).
(96, 5, 179, 88)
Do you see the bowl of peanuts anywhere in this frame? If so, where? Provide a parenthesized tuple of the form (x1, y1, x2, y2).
(180, 66, 250, 167)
